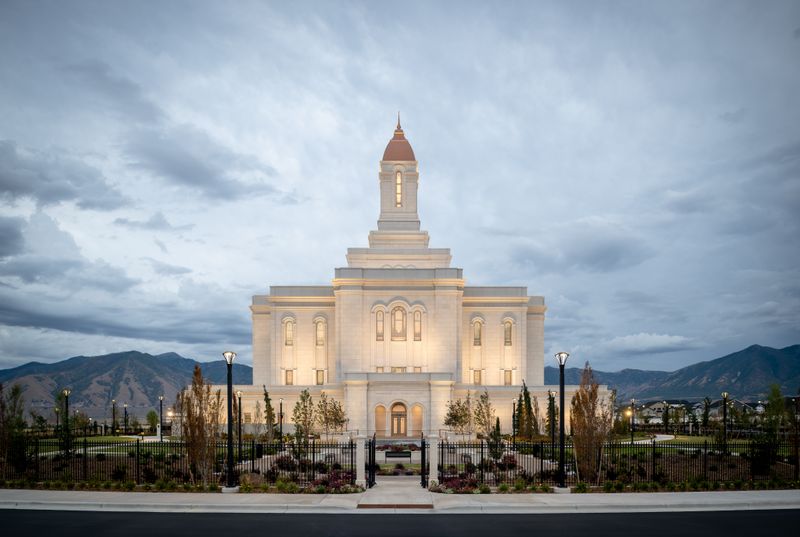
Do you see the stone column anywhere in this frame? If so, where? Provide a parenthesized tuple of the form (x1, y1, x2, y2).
(356, 435, 366, 487)
(428, 436, 439, 485)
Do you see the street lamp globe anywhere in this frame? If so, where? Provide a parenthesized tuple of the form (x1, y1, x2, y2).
(554, 352, 570, 366)
(223, 351, 236, 365)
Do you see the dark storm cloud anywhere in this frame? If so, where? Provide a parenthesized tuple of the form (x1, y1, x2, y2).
(512, 221, 654, 274)
(62, 59, 164, 124)
(0, 140, 128, 210)
(114, 212, 193, 231)
(719, 108, 746, 123)
(143, 257, 192, 276)
(0, 255, 139, 292)
(125, 126, 281, 200)
(0, 217, 25, 258)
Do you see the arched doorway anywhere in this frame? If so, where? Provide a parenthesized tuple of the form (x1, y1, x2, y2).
(374, 405, 386, 437)
(391, 402, 407, 437)
(411, 404, 423, 436)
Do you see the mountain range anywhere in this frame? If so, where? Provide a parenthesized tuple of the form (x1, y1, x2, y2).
(544, 344, 800, 400)
(0, 344, 797, 420)
(0, 351, 252, 420)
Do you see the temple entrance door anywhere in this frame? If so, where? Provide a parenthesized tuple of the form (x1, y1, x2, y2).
(391, 403, 407, 437)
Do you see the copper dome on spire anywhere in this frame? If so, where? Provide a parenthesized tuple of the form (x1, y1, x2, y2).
(382, 114, 416, 161)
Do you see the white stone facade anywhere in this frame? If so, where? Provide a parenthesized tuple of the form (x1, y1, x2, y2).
(230, 120, 580, 438)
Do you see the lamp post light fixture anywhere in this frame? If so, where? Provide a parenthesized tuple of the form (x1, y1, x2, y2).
(279, 398, 284, 448)
(62, 388, 71, 452)
(547, 389, 556, 458)
(511, 399, 516, 445)
(630, 398, 636, 444)
(159, 395, 164, 442)
(123, 403, 128, 434)
(222, 351, 237, 490)
(54, 407, 60, 435)
(236, 390, 243, 462)
(554, 351, 569, 488)
(721, 392, 729, 452)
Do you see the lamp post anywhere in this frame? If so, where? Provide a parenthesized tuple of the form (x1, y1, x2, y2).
(62, 388, 71, 452)
(54, 407, 60, 436)
(663, 401, 669, 434)
(223, 351, 237, 490)
(236, 390, 243, 462)
(279, 398, 284, 448)
(123, 403, 128, 434)
(548, 389, 556, 458)
(554, 352, 569, 488)
(159, 395, 164, 442)
(111, 399, 116, 436)
(630, 398, 636, 444)
(721, 392, 729, 452)
(511, 399, 516, 444)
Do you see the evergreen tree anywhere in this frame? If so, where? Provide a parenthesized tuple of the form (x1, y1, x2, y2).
(262, 386, 276, 441)
(662, 403, 670, 433)
(702, 397, 712, 433)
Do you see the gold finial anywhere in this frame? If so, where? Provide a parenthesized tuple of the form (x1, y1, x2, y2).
(396, 111, 401, 130)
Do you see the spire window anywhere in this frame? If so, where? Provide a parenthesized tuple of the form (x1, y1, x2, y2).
(395, 171, 402, 207)
(413, 311, 422, 341)
(504, 320, 513, 346)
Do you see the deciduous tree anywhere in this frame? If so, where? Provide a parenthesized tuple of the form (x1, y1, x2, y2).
(570, 362, 612, 484)
(176, 365, 222, 485)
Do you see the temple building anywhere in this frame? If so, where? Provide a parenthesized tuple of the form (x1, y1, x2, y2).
(232, 119, 578, 438)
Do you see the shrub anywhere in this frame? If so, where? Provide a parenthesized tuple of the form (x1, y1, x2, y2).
(479, 483, 491, 494)
(498, 483, 509, 493)
(574, 482, 588, 493)
(95, 453, 106, 462)
(111, 464, 127, 481)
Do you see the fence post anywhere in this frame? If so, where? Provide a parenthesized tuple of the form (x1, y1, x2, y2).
(34, 437, 40, 481)
(83, 438, 88, 481)
(355, 435, 366, 488)
(251, 439, 255, 473)
(703, 440, 708, 480)
(480, 440, 485, 484)
(650, 439, 656, 481)
(135, 439, 140, 484)
(428, 436, 439, 486)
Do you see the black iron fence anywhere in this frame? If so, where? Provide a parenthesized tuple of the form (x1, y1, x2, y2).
(0, 437, 356, 487)
(438, 439, 799, 487)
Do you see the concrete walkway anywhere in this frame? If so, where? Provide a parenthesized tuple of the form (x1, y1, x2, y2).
(1, 482, 798, 514)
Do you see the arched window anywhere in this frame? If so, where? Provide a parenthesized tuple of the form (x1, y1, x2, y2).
(315, 320, 326, 346)
(376, 311, 384, 341)
(504, 320, 513, 346)
(395, 171, 402, 207)
(391, 307, 406, 341)
(284, 320, 294, 346)
(473, 321, 482, 346)
(413, 311, 422, 341)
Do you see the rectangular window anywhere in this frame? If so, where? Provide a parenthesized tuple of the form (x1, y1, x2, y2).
(376, 311, 384, 341)
(316, 369, 325, 385)
(375, 367, 384, 373)
(316, 322, 325, 346)
(413, 366, 422, 373)
(285, 369, 294, 386)
(413, 311, 422, 341)
(473, 322, 482, 346)
(504, 369, 513, 386)
(473, 369, 482, 385)
(285, 322, 294, 346)
(504, 321, 512, 346)
(391, 367, 406, 373)
(244, 412, 252, 424)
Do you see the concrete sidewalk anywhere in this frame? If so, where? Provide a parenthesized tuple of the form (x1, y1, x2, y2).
(0, 486, 798, 514)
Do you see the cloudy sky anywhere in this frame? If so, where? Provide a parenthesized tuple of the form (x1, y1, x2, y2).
(0, 1, 798, 372)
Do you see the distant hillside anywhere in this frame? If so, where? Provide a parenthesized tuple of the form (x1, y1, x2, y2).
(545, 344, 800, 400)
(0, 351, 253, 420)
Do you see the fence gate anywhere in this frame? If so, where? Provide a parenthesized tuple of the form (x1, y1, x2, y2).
(420, 432, 428, 488)
(367, 433, 377, 488)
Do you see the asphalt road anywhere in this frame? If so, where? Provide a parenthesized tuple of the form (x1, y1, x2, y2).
(2, 510, 798, 536)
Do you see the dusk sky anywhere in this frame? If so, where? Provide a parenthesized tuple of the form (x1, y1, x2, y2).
(0, 0, 798, 372)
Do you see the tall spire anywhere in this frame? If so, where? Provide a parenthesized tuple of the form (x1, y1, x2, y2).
(383, 115, 415, 161)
